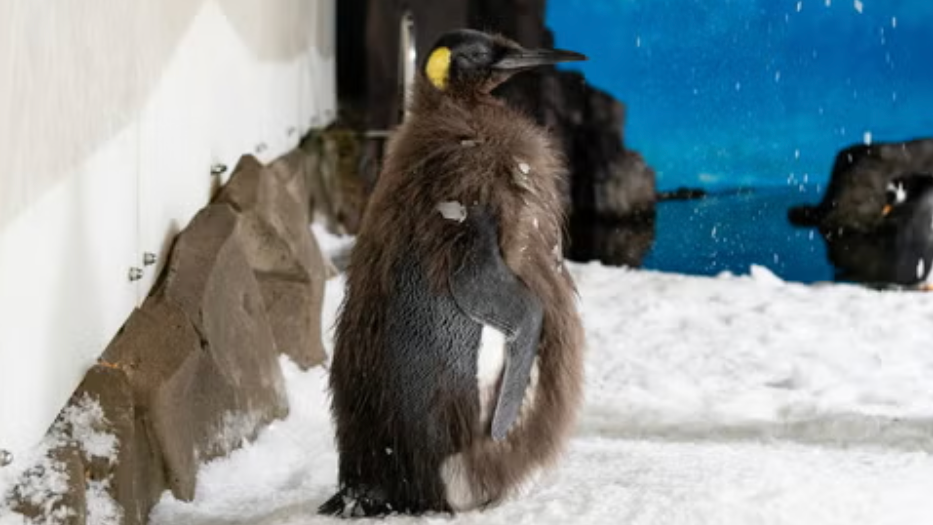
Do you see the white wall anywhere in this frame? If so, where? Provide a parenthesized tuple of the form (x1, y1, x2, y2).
(0, 0, 335, 461)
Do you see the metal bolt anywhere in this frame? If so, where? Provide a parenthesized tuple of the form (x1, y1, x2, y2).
(287, 126, 297, 136)
(210, 163, 228, 176)
(128, 267, 144, 282)
(143, 252, 157, 266)
(0, 449, 12, 467)
(255, 143, 268, 154)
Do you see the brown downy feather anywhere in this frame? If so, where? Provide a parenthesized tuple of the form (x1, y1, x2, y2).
(330, 68, 585, 510)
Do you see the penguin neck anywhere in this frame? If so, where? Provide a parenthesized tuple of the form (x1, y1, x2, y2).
(409, 77, 504, 117)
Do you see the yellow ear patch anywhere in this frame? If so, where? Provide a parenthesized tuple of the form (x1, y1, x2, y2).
(426, 47, 451, 90)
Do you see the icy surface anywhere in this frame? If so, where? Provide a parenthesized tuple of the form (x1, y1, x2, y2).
(145, 229, 933, 524)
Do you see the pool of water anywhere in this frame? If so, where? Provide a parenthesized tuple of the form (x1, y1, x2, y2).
(641, 187, 833, 283)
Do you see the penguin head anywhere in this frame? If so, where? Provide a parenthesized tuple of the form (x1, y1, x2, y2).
(883, 173, 933, 216)
(422, 29, 586, 95)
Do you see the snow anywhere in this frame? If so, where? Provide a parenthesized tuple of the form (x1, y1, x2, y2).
(9, 226, 933, 524)
(0, 394, 121, 525)
(144, 226, 933, 524)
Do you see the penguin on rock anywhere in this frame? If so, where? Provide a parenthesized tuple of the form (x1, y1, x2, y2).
(320, 28, 587, 518)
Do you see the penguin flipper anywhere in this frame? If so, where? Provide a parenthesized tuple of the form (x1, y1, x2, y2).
(449, 205, 544, 440)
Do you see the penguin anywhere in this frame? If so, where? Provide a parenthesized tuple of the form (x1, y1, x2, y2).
(319, 29, 587, 518)
(881, 172, 933, 289)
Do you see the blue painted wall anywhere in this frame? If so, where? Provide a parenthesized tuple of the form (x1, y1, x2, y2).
(546, 0, 933, 192)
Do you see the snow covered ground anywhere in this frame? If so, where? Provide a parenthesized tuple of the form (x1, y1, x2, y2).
(8, 225, 933, 524)
(146, 226, 933, 524)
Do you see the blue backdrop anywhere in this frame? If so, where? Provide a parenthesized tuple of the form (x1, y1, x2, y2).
(546, 0, 933, 192)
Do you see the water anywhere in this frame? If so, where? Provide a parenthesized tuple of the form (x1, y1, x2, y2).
(546, 0, 933, 191)
(642, 188, 833, 283)
(545, 1, 933, 281)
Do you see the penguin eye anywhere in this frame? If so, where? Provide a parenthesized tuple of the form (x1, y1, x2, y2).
(457, 50, 491, 69)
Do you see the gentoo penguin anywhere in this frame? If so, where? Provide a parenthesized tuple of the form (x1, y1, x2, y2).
(882, 172, 933, 289)
(319, 29, 587, 517)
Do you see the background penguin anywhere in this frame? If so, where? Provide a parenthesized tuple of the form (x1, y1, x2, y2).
(881, 172, 933, 289)
(320, 29, 587, 517)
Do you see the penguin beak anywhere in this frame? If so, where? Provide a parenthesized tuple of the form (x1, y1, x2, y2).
(492, 47, 588, 72)
(882, 204, 892, 216)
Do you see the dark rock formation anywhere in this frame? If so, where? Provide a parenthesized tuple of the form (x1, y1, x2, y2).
(789, 138, 933, 231)
(536, 68, 656, 266)
(788, 138, 933, 288)
(658, 187, 708, 201)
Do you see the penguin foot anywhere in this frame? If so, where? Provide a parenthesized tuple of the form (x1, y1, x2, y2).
(318, 487, 394, 518)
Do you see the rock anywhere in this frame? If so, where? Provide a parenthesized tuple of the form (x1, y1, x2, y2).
(658, 187, 708, 201)
(72, 365, 149, 525)
(99, 300, 203, 502)
(536, 68, 657, 266)
(300, 131, 366, 236)
(149, 203, 289, 496)
(268, 149, 314, 224)
(10, 445, 87, 525)
(216, 155, 327, 369)
(789, 138, 933, 231)
(789, 139, 933, 287)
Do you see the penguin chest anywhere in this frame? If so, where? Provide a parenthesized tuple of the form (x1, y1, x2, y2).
(476, 325, 506, 425)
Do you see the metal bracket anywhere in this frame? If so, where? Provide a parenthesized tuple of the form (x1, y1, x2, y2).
(128, 267, 144, 282)
(143, 252, 157, 266)
(399, 11, 417, 120)
(0, 449, 12, 467)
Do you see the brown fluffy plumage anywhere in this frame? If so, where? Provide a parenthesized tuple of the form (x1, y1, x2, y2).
(324, 32, 585, 517)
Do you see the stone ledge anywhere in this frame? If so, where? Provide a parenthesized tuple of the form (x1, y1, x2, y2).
(216, 155, 328, 369)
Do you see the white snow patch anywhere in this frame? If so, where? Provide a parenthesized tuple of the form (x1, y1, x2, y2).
(749, 264, 784, 286)
(59, 395, 118, 463)
(0, 395, 118, 524)
(86, 480, 122, 525)
(310, 223, 354, 259)
(437, 201, 468, 223)
(147, 262, 933, 524)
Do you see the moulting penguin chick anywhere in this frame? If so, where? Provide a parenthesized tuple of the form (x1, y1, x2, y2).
(319, 29, 587, 517)
(881, 173, 933, 289)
